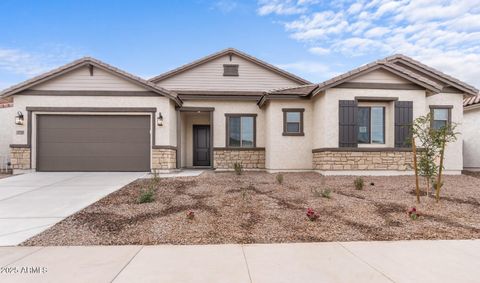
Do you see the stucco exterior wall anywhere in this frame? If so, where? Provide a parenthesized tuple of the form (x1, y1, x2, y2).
(181, 100, 265, 148)
(463, 106, 480, 170)
(11, 95, 176, 170)
(264, 99, 313, 171)
(155, 54, 301, 91)
(0, 106, 14, 160)
(426, 92, 464, 172)
(313, 88, 427, 149)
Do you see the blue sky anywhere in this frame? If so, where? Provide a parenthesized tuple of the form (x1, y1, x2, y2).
(1, 0, 479, 90)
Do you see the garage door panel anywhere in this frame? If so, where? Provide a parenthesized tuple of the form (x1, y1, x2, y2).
(37, 115, 151, 172)
(39, 156, 150, 171)
(38, 142, 150, 157)
(39, 115, 150, 129)
(38, 128, 150, 143)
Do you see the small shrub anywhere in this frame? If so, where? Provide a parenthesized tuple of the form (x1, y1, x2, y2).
(321, 188, 331, 199)
(138, 186, 156, 203)
(354, 177, 364, 190)
(233, 162, 243, 175)
(311, 187, 322, 197)
(276, 173, 284, 184)
(408, 207, 420, 220)
(306, 208, 319, 221)
(186, 211, 195, 220)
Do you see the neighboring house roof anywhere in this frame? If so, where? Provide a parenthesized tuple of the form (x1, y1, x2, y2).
(386, 54, 479, 96)
(0, 57, 182, 106)
(0, 98, 13, 108)
(464, 95, 480, 109)
(149, 48, 311, 85)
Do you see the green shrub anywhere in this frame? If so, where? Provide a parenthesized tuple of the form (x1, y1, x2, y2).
(138, 186, 156, 203)
(321, 188, 331, 199)
(276, 173, 284, 184)
(233, 162, 243, 175)
(354, 177, 364, 190)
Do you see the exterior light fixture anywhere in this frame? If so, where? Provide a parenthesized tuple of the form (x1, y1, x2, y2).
(15, 111, 24, 125)
(157, 112, 163, 126)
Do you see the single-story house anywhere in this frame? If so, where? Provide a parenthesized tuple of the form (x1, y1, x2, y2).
(463, 96, 480, 171)
(0, 48, 477, 175)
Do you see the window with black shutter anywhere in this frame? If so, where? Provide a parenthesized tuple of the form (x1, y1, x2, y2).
(394, 101, 413, 148)
(339, 100, 358, 147)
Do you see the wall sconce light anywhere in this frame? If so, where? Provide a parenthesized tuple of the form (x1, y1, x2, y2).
(157, 112, 163, 126)
(15, 111, 24, 125)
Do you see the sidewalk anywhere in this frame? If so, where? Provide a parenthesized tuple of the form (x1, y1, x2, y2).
(1, 240, 479, 283)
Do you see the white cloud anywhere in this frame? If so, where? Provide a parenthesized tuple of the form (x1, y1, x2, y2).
(257, 0, 307, 15)
(276, 61, 335, 82)
(256, 0, 480, 87)
(309, 46, 330, 55)
(0, 45, 81, 77)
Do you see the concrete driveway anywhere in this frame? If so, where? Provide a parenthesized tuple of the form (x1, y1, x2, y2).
(0, 172, 146, 246)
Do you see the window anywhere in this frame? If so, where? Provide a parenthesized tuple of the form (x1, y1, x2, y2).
(282, 108, 304, 136)
(223, 64, 239, 76)
(226, 114, 256, 147)
(357, 107, 385, 144)
(430, 106, 452, 130)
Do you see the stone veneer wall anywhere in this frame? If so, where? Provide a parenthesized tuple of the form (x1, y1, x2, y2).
(313, 150, 414, 171)
(10, 147, 31, 170)
(214, 149, 265, 169)
(152, 148, 176, 171)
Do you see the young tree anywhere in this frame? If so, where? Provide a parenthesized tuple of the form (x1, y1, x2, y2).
(411, 114, 458, 202)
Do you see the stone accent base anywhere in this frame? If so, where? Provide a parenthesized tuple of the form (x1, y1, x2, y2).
(313, 150, 414, 171)
(214, 149, 265, 169)
(10, 147, 31, 170)
(152, 148, 176, 171)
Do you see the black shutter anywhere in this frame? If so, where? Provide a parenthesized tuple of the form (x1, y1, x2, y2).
(395, 101, 413, 148)
(339, 100, 358, 147)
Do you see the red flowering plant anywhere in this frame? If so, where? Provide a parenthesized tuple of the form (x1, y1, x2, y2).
(306, 208, 319, 221)
(408, 207, 420, 220)
(186, 211, 195, 220)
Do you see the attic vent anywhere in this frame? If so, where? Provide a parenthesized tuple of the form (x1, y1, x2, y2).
(223, 64, 239, 76)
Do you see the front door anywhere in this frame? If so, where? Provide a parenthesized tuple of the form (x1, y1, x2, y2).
(193, 125, 210, 166)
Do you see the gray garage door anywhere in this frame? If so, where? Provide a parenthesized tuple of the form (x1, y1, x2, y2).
(37, 115, 151, 172)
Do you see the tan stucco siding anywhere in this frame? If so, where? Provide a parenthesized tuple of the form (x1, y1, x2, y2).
(0, 106, 14, 159)
(32, 66, 147, 91)
(426, 92, 464, 172)
(181, 100, 265, 148)
(155, 55, 301, 91)
(313, 88, 427, 149)
(463, 107, 480, 170)
(11, 95, 175, 170)
(349, 69, 410, 84)
(264, 100, 313, 170)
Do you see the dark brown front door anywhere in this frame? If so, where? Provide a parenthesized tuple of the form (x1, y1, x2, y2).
(193, 125, 210, 166)
(37, 115, 151, 172)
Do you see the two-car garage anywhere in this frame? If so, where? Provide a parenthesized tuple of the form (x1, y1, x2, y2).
(36, 115, 151, 172)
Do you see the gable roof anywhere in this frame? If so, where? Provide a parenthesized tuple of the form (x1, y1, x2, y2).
(149, 48, 311, 85)
(0, 57, 182, 106)
(386, 54, 478, 96)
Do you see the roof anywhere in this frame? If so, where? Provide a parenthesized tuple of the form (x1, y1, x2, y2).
(464, 95, 480, 108)
(0, 57, 182, 106)
(386, 54, 479, 96)
(0, 98, 12, 108)
(149, 48, 311, 85)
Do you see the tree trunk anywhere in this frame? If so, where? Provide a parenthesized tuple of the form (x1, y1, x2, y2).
(412, 139, 420, 203)
(436, 132, 447, 202)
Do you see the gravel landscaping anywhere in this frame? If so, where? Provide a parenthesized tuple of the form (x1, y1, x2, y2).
(23, 172, 480, 246)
